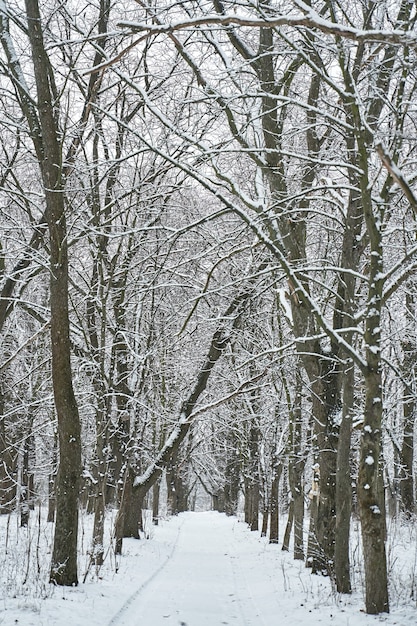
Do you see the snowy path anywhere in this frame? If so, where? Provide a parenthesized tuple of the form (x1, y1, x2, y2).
(4, 510, 416, 625)
(108, 512, 273, 626)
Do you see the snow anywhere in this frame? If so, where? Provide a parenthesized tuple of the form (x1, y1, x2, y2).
(2, 510, 417, 625)
(365, 455, 375, 465)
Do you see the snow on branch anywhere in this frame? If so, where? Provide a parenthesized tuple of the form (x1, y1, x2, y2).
(132, 281, 262, 495)
(117, 10, 417, 48)
(376, 143, 417, 214)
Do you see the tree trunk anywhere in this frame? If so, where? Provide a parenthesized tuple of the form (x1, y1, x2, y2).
(334, 359, 354, 593)
(261, 505, 268, 537)
(166, 454, 188, 516)
(24, 0, 82, 586)
(269, 463, 282, 544)
(293, 485, 304, 561)
(20, 435, 34, 527)
(47, 433, 57, 523)
(358, 370, 389, 613)
(401, 332, 416, 517)
(124, 478, 143, 539)
(0, 389, 17, 514)
(282, 501, 294, 552)
(224, 437, 241, 516)
(152, 480, 160, 525)
(248, 418, 260, 532)
(289, 375, 304, 560)
(310, 366, 340, 574)
(92, 481, 106, 567)
(306, 469, 320, 568)
(357, 192, 389, 612)
(114, 466, 145, 550)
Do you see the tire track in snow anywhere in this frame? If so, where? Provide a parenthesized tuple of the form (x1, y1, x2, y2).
(107, 517, 185, 626)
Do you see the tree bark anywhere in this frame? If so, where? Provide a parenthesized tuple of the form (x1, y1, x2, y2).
(289, 374, 305, 560)
(334, 359, 353, 593)
(401, 325, 416, 517)
(0, 388, 17, 513)
(152, 480, 160, 525)
(281, 501, 294, 552)
(269, 463, 282, 544)
(20, 434, 34, 527)
(25, 0, 82, 586)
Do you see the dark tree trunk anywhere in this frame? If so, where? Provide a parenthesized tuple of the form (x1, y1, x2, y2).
(152, 480, 160, 525)
(335, 359, 354, 593)
(357, 192, 389, 612)
(293, 485, 304, 561)
(124, 479, 143, 539)
(401, 333, 416, 517)
(223, 438, 241, 516)
(358, 370, 389, 613)
(310, 364, 340, 575)
(289, 375, 305, 560)
(306, 469, 320, 568)
(91, 431, 108, 567)
(47, 435, 57, 523)
(20, 435, 34, 527)
(247, 418, 260, 532)
(24, 0, 82, 586)
(282, 501, 294, 552)
(166, 453, 189, 516)
(269, 463, 282, 544)
(0, 390, 17, 514)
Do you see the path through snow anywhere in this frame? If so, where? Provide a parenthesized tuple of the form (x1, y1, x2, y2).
(2, 511, 417, 625)
(105, 512, 413, 626)
(108, 511, 274, 626)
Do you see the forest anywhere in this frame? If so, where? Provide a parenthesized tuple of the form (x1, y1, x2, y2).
(0, 0, 417, 619)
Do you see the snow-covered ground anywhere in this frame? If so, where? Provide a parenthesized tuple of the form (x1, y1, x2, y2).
(1, 510, 417, 625)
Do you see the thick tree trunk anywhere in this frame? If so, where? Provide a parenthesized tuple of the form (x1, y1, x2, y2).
(357, 193, 389, 613)
(24, 0, 82, 586)
(124, 479, 143, 538)
(310, 367, 340, 574)
(358, 370, 389, 613)
(0, 390, 17, 513)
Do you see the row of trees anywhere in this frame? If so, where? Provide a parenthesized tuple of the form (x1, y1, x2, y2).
(1, 0, 417, 615)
